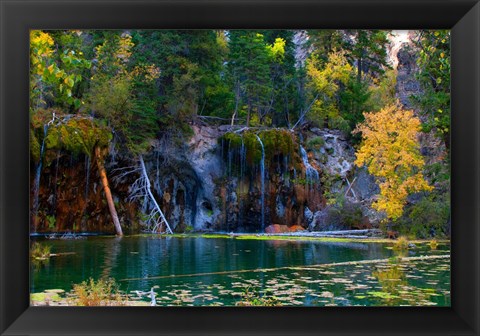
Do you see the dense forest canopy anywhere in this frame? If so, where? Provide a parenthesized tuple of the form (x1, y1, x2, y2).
(30, 30, 450, 238)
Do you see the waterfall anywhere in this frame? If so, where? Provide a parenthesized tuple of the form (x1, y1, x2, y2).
(53, 151, 60, 210)
(85, 155, 90, 202)
(227, 141, 233, 177)
(81, 154, 91, 231)
(238, 137, 246, 228)
(283, 155, 290, 187)
(255, 134, 265, 231)
(300, 145, 319, 185)
(32, 125, 48, 229)
(240, 137, 246, 179)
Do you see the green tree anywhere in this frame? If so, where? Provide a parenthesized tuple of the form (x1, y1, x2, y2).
(307, 30, 344, 63)
(131, 30, 227, 129)
(411, 30, 450, 150)
(261, 30, 298, 127)
(342, 30, 390, 83)
(86, 31, 160, 154)
(227, 31, 278, 126)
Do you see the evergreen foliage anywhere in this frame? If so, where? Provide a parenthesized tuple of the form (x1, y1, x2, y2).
(411, 30, 451, 150)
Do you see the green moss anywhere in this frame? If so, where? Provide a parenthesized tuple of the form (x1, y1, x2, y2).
(223, 132, 243, 148)
(45, 118, 112, 157)
(197, 233, 233, 239)
(126, 233, 449, 244)
(220, 128, 297, 169)
(30, 129, 41, 163)
(258, 129, 295, 162)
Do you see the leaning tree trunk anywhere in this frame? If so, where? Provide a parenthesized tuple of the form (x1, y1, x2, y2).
(95, 146, 123, 236)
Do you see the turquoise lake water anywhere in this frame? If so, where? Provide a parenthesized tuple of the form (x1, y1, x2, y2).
(30, 236, 451, 306)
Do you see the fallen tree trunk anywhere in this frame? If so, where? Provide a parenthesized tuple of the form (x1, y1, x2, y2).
(312, 229, 381, 235)
(280, 229, 381, 236)
(95, 146, 123, 236)
(138, 155, 173, 234)
(314, 235, 370, 239)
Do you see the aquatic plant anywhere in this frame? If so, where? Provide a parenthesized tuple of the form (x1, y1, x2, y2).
(30, 290, 64, 305)
(393, 236, 409, 250)
(30, 242, 51, 260)
(235, 286, 282, 306)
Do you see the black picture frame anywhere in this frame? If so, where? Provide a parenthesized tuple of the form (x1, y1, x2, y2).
(1, 0, 479, 335)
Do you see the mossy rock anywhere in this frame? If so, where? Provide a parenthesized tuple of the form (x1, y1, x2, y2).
(45, 117, 112, 157)
(220, 128, 298, 168)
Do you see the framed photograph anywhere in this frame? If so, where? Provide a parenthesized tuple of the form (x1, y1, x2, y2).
(1, 0, 479, 335)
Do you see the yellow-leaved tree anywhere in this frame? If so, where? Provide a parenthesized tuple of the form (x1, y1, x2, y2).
(353, 103, 433, 220)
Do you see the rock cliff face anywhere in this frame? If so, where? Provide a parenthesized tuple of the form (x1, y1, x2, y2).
(388, 31, 448, 186)
(31, 124, 385, 234)
(30, 154, 138, 234)
(160, 125, 381, 232)
(388, 31, 422, 110)
(187, 125, 223, 230)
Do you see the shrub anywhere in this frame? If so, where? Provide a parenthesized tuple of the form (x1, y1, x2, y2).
(306, 136, 325, 151)
(328, 116, 351, 134)
(71, 278, 125, 306)
(320, 194, 364, 230)
(395, 193, 450, 239)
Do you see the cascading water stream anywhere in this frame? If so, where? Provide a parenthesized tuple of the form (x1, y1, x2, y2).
(32, 124, 48, 230)
(85, 155, 91, 202)
(300, 145, 319, 186)
(53, 151, 60, 210)
(81, 155, 91, 231)
(240, 137, 246, 179)
(255, 134, 265, 231)
(228, 141, 233, 178)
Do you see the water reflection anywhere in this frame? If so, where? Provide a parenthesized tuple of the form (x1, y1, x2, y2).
(31, 237, 393, 292)
(30, 236, 450, 307)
